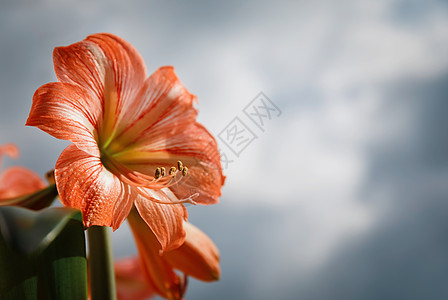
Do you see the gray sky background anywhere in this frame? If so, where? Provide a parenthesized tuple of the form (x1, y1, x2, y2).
(1, 0, 448, 299)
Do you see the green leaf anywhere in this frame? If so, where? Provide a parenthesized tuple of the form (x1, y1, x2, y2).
(0, 206, 79, 255)
(0, 206, 88, 300)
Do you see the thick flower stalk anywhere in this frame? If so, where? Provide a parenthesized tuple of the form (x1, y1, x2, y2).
(27, 33, 225, 252)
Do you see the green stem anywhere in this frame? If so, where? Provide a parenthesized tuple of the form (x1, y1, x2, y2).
(87, 226, 116, 300)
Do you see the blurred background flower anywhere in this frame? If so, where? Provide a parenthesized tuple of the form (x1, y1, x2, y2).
(1, 0, 448, 299)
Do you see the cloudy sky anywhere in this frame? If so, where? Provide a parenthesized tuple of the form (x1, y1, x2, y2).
(1, 0, 448, 299)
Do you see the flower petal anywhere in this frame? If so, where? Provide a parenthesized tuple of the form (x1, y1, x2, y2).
(167, 123, 225, 205)
(118, 123, 225, 205)
(0, 167, 46, 200)
(55, 144, 133, 229)
(128, 209, 186, 299)
(134, 188, 187, 253)
(115, 256, 155, 300)
(53, 33, 146, 142)
(26, 82, 100, 156)
(111, 184, 138, 230)
(108, 66, 197, 154)
(163, 222, 220, 282)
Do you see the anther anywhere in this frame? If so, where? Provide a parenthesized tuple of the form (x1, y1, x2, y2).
(169, 166, 177, 175)
(182, 166, 188, 176)
(177, 160, 183, 171)
(154, 168, 161, 179)
(160, 167, 166, 177)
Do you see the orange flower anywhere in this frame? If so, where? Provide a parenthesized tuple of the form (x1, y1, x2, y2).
(0, 143, 49, 208)
(115, 257, 155, 300)
(116, 218, 220, 300)
(27, 33, 225, 251)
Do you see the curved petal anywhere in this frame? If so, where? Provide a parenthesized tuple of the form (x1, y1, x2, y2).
(134, 188, 187, 253)
(164, 222, 220, 281)
(115, 256, 155, 300)
(117, 123, 225, 205)
(108, 66, 197, 154)
(26, 82, 100, 156)
(167, 123, 225, 205)
(53, 33, 147, 142)
(55, 144, 133, 229)
(111, 183, 137, 230)
(128, 209, 186, 299)
(0, 167, 46, 200)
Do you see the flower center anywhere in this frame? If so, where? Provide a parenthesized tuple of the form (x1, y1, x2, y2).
(100, 146, 191, 192)
(99, 146, 116, 173)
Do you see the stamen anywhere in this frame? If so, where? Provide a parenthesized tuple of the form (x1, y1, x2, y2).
(118, 168, 181, 189)
(177, 160, 183, 171)
(158, 172, 185, 188)
(169, 166, 177, 175)
(154, 167, 161, 179)
(102, 153, 192, 191)
(137, 188, 199, 205)
(182, 166, 188, 176)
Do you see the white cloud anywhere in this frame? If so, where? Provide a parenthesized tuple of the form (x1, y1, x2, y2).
(184, 0, 448, 280)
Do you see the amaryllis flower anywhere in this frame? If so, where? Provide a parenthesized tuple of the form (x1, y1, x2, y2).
(115, 257, 155, 300)
(0, 143, 55, 209)
(116, 218, 220, 300)
(27, 33, 224, 251)
(0, 143, 45, 199)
